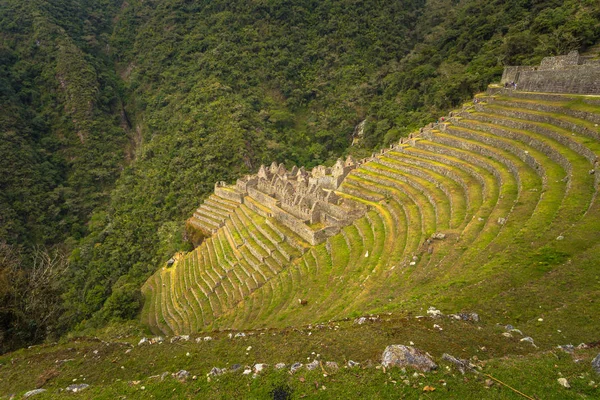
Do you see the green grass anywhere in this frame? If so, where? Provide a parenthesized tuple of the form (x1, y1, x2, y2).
(2, 316, 599, 399)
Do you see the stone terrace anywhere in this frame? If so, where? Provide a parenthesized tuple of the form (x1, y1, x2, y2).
(143, 64, 600, 335)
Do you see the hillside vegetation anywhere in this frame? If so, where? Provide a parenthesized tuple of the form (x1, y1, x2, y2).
(1, 0, 600, 354)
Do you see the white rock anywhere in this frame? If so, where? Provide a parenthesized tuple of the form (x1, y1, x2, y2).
(253, 363, 267, 373)
(23, 389, 47, 398)
(427, 307, 442, 317)
(558, 378, 570, 388)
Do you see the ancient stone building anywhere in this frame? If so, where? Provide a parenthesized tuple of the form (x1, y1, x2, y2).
(193, 156, 365, 245)
(501, 51, 600, 94)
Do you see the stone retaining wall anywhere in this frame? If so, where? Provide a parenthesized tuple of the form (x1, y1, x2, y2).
(492, 99, 600, 125)
(502, 51, 600, 94)
(362, 164, 438, 223)
(448, 125, 543, 181)
(461, 116, 571, 172)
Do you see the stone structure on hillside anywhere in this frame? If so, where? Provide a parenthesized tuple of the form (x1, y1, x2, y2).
(501, 51, 600, 94)
(209, 156, 365, 245)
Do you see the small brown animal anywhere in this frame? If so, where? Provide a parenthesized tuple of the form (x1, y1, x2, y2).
(298, 299, 308, 306)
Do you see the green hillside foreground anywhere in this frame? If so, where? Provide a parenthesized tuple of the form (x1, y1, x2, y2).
(2, 314, 599, 398)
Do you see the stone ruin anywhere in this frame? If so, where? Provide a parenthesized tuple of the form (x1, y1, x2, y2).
(213, 156, 365, 245)
(501, 50, 600, 94)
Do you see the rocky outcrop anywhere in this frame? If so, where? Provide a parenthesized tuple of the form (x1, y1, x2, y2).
(381, 345, 438, 372)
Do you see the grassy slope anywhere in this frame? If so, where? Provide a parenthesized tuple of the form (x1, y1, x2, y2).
(1, 315, 599, 399)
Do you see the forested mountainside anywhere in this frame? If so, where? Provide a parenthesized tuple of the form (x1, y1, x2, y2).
(1, 0, 599, 352)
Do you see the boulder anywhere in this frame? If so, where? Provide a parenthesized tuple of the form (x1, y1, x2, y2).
(592, 353, 600, 375)
(381, 345, 437, 372)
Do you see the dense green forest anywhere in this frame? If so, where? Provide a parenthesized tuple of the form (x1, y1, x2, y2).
(1, 0, 599, 352)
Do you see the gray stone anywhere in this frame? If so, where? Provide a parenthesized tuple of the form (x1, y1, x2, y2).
(497, 217, 506, 225)
(325, 361, 339, 371)
(504, 324, 514, 331)
(66, 383, 89, 393)
(23, 389, 46, 398)
(452, 312, 479, 322)
(558, 345, 575, 354)
(274, 363, 286, 370)
(138, 337, 150, 346)
(306, 360, 320, 370)
(381, 345, 438, 372)
(174, 369, 191, 381)
(431, 232, 446, 240)
(230, 364, 242, 372)
(234, 332, 246, 338)
(207, 367, 225, 377)
(290, 362, 303, 373)
(441, 354, 474, 374)
(592, 353, 600, 375)
(170, 335, 190, 343)
(354, 317, 367, 325)
(347, 360, 360, 368)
